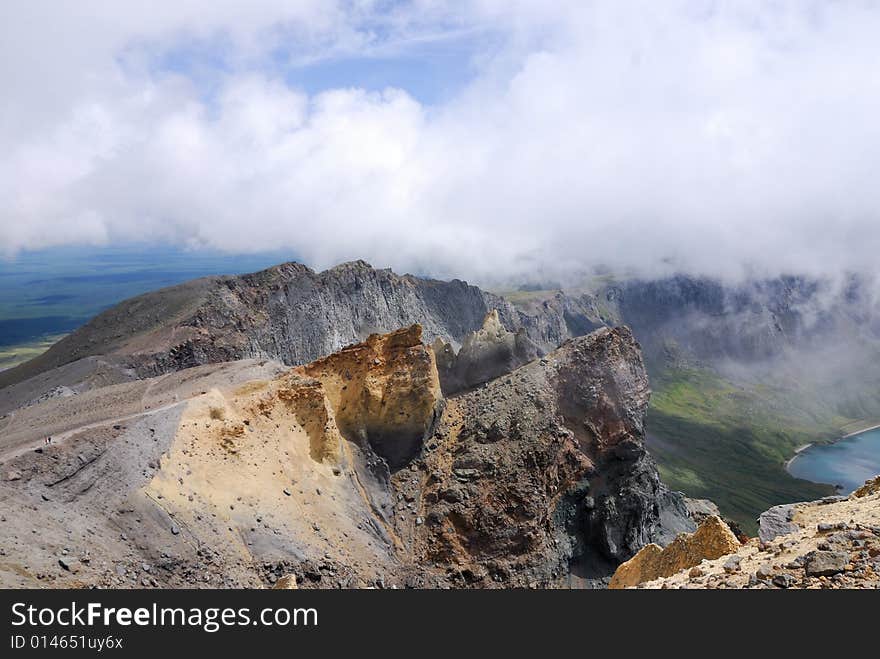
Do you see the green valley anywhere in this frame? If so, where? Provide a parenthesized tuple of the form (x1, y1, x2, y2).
(646, 365, 850, 533)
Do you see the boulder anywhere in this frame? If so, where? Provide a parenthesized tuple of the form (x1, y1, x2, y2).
(758, 503, 799, 543)
(772, 573, 797, 588)
(609, 515, 740, 588)
(804, 550, 850, 577)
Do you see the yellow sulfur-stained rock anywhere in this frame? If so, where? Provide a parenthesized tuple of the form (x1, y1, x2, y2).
(609, 515, 740, 588)
(854, 475, 880, 498)
(299, 324, 443, 469)
(272, 575, 298, 590)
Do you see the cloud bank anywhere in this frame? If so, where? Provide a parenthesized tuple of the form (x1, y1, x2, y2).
(2, 1, 880, 284)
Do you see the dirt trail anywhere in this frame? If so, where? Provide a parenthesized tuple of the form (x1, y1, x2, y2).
(0, 399, 185, 463)
(0, 361, 287, 467)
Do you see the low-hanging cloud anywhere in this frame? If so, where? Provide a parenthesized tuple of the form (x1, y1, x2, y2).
(2, 0, 880, 285)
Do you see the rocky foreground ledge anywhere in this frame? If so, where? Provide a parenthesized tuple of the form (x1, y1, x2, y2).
(612, 476, 880, 589)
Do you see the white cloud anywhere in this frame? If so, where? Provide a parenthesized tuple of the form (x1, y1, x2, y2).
(2, 1, 880, 284)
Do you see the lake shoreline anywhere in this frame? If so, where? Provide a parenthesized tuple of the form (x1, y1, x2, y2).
(786, 419, 880, 470)
(841, 422, 880, 439)
(784, 442, 814, 469)
(786, 424, 880, 494)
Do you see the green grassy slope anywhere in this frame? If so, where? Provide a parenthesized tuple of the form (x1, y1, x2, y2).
(646, 366, 848, 533)
(0, 335, 67, 371)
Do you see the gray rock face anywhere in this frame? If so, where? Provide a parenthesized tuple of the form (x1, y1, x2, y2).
(608, 275, 865, 365)
(1, 261, 594, 392)
(611, 276, 789, 363)
(684, 497, 722, 525)
(587, 453, 695, 563)
(153, 261, 592, 378)
(418, 326, 694, 587)
(552, 329, 694, 560)
(433, 309, 539, 394)
(758, 504, 800, 543)
(804, 550, 850, 577)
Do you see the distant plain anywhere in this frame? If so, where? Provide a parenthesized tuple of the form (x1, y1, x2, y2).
(0, 245, 290, 368)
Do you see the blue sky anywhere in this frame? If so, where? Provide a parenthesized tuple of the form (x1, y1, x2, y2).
(155, 25, 490, 106)
(281, 46, 478, 104)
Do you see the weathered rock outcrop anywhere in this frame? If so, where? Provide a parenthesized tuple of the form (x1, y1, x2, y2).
(609, 515, 740, 589)
(854, 475, 880, 498)
(411, 326, 694, 587)
(298, 324, 443, 469)
(432, 309, 539, 394)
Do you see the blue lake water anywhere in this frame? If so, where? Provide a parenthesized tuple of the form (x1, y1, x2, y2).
(787, 427, 880, 494)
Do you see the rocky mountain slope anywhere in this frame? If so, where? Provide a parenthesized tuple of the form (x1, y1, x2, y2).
(432, 309, 540, 395)
(0, 261, 597, 397)
(3, 259, 877, 535)
(0, 324, 692, 588)
(503, 274, 880, 531)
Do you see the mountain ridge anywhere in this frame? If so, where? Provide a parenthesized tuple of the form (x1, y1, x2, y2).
(0, 323, 693, 588)
(4, 259, 879, 533)
(0, 260, 598, 393)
